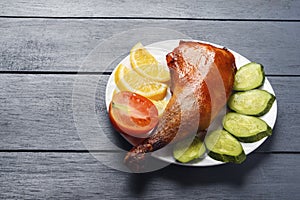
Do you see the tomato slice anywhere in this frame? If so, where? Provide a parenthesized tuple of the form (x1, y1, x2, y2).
(109, 91, 159, 138)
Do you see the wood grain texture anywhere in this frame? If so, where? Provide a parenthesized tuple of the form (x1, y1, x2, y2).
(0, 152, 299, 199)
(1, 0, 299, 20)
(0, 1, 299, 199)
(0, 19, 299, 75)
(0, 74, 299, 151)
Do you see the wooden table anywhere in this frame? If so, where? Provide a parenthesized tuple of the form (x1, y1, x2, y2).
(1, 1, 299, 199)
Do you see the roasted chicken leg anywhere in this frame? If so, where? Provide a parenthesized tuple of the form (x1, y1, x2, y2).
(124, 41, 237, 171)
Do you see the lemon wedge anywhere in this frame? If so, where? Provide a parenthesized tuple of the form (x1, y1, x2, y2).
(151, 99, 169, 117)
(114, 64, 168, 101)
(130, 42, 170, 82)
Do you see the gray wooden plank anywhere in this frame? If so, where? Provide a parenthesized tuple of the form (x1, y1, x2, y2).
(0, 152, 299, 199)
(0, 19, 299, 75)
(1, 0, 299, 20)
(0, 74, 299, 151)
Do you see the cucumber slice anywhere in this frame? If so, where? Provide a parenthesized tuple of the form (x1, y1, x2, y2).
(205, 130, 246, 164)
(173, 136, 206, 163)
(223, 112, 272, 143)
(234, 62, 265, 91)
(228, 89, 275, 116)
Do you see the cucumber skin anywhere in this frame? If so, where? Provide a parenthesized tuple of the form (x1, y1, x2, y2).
(251, 92, 275, 116)
(225, 125, 272, 143)
(234, 63, 265, 91)
(208, 150, 246, 164)
(223, 113, 273, 143)
(205, 130, 246, 164)
(228, 90, 276, 117)
(256, 64, 265, 90)
(258, 93, 276, 116)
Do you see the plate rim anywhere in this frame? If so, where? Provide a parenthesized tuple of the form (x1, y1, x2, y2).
(105, 39, 278, 167)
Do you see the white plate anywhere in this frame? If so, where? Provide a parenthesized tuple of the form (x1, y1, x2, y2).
(105, 39, 277, 167)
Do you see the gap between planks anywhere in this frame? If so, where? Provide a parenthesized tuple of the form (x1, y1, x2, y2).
(0, 71, 299, 77)
(0, 150, 299, 154)
(1, 16, 300, 22)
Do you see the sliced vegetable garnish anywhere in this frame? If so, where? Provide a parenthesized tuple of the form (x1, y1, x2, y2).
(109, 91, 159, 137)
(228, 89, 275, 116)
(173, 136, 206, 163)
(223, 112, 272, 143)
(205, 130, 246, 164)
(234, 62, 265, 91)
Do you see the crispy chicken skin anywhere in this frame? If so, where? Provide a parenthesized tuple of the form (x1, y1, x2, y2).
(124, 41, 237, 172)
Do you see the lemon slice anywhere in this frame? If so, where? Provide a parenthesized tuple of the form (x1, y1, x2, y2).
(114, 64, 168, 101)
(151, 99, 169, 117)
(130, 42, 170, 82)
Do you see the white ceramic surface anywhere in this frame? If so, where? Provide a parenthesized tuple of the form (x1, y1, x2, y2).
(105, 39, 277, 167)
